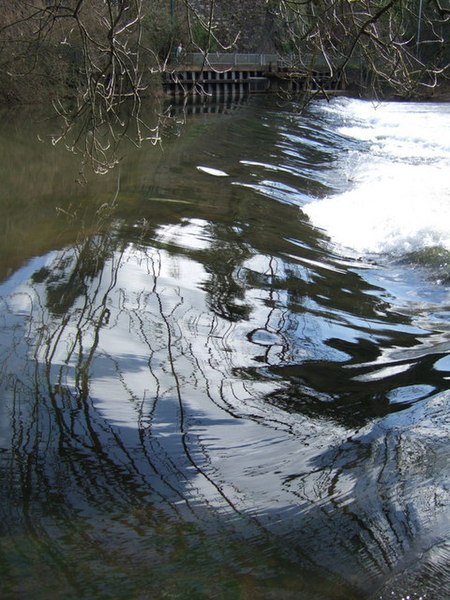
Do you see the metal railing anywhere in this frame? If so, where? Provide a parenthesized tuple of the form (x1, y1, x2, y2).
(173, 51, 360, 73)
(184, 53, 279, 67)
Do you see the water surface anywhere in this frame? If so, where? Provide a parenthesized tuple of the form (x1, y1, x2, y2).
(0, 96, 449, 600)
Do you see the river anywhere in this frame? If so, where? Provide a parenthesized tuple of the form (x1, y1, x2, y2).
(0, 95, 449, 600)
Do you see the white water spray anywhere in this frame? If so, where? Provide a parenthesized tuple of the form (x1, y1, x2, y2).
(304, 99, 450, 257)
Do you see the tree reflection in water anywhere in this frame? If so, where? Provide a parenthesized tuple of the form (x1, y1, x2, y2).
(1, 192, 450, 600)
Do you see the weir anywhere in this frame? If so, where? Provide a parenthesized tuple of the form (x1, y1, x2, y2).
(164, 52, 344, 96)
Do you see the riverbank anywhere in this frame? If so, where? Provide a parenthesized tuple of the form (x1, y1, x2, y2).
(1, 0, 448, 109)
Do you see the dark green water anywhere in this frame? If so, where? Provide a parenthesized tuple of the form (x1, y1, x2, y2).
(0, 96, 450, 600)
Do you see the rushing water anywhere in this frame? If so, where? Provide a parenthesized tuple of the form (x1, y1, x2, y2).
(0, 95, 449, 600)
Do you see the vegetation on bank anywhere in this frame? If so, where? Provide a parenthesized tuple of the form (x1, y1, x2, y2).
(0, 0, 448, 171)
(0, 0, 448, 104)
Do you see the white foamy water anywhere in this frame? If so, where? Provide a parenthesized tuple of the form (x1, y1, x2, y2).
(304, 98, 450, 256)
